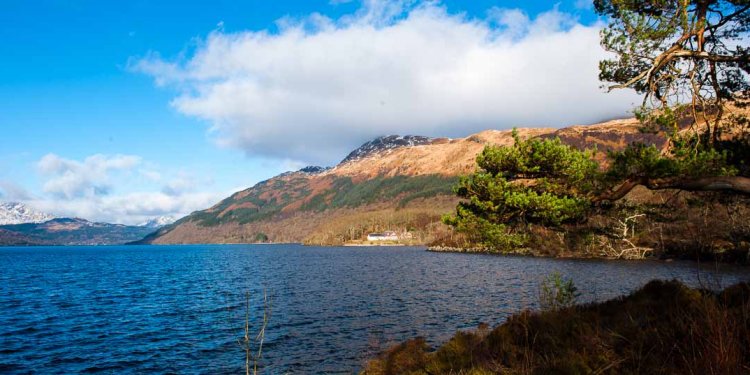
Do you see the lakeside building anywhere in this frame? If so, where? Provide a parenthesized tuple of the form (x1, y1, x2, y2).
(367, 231, 399, 241)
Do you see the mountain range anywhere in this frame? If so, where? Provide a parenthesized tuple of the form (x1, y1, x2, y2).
(139, 116, 663, 245)
(0, 203, 174, 246)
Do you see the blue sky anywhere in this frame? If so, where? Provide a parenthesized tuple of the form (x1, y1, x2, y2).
(0, 0, 639, 224)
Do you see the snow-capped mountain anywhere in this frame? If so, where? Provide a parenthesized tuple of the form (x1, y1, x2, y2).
(0, 202, 55, 225)
(140, 216, 176, 228)
(340, 135, 435, 163)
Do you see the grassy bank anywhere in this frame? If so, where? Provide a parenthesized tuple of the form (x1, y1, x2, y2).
(362, 279, 750, 374)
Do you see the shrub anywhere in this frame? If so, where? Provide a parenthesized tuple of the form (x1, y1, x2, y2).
(538, 272, 580, 311)
(361, 280, 750, 374)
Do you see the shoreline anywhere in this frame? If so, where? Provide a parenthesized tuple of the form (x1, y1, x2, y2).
(362, 279, 750, 374)
(9, 241, 746, 265)
(342, 243, 407, 247)
(427, 245, 750, 265)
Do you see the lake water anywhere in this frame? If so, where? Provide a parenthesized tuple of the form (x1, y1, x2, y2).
(1, 245, 748, 374)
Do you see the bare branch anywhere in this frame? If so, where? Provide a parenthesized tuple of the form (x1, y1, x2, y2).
(597, 175, 750, 203)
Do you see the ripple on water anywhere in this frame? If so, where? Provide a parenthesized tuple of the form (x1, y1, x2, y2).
(0, 244, 748, 374)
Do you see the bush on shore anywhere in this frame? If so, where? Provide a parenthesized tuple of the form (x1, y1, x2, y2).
(362, 280, 750, 375)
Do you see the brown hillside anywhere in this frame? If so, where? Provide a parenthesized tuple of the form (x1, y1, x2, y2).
(328, 128, 555, 179)
(145, 118, 666, 245)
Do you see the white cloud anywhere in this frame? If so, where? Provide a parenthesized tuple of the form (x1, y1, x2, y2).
(22, 154, 227, 225)
(27, 191, 223, 225)
(133, 1, 640, 166)
(487, 8, 531, 39)
(105, 191, 220, 218)
(37, 153, 142, 199)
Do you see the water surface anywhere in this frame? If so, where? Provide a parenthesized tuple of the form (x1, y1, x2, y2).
(1, 245, 748, 373)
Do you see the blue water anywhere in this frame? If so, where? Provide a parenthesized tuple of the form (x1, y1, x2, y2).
(0, 245, 748, 374)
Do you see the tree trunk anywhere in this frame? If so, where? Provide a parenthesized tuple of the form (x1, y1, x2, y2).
(596, 176, 750, 202)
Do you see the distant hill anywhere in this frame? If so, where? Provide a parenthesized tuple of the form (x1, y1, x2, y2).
(0, 228, 48, 246)
(0, 202, 55, 225)
(0, 218, 157, 246)
(140, 117, 661, 246)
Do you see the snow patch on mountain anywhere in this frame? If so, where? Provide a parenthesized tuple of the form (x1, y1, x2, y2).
(276, 165, 331, 179)
(0, 202, 56, 225)
(298, 166, 330, 174)
(140, 215, 176, 228)
(341, 135, 434, 164)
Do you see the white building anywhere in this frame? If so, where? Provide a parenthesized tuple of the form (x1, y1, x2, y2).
(367, 231, 399, 241)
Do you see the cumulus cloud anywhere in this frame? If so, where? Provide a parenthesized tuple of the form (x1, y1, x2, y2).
(37, 153, 142, 199)
(27, 191, 223, 225)
(23, 153, 226, 225)
(487, 8, 531, 39)
(133, 1, 640, 165)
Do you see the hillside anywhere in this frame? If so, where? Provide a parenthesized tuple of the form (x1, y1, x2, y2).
(141, 117, 661, 246)
(0, 228, 49, 246)
(0, 218, 158, 246)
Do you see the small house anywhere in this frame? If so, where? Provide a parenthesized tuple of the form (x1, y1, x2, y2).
(367, 231, 399, 241)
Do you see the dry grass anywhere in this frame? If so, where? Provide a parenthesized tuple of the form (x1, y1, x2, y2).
(303, 196, 459, 246)
(361, 280, 750, 375)
(152, 196, 459, 245)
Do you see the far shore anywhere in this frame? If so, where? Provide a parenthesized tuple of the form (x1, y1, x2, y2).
(343, 242, 407, 247)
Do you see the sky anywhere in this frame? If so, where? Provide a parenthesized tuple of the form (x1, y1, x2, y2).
(0, 0, 641, 225)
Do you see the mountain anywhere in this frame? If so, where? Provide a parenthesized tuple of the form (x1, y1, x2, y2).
(341, 135, 436, 163)
(140, 117, 657, 246)
(0, 202, 55, 225)
(0, 202, 167, 246)
(0, 218, 157, 246)
(140, 215, 176, 228)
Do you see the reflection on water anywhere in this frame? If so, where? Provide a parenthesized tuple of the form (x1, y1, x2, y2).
(0, 245, 747, 373)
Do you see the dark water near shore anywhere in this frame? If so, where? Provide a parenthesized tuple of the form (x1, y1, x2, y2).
(1, 245, 748, 374)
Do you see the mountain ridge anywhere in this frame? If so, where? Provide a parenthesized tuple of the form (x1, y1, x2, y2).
(0, 208, 176, 246)
(340, 135, 437, 164)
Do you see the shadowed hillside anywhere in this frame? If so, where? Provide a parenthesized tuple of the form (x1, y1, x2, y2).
(0, 218, 157, 246)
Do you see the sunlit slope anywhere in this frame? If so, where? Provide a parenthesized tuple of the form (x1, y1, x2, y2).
(143, 119, 659, 245)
